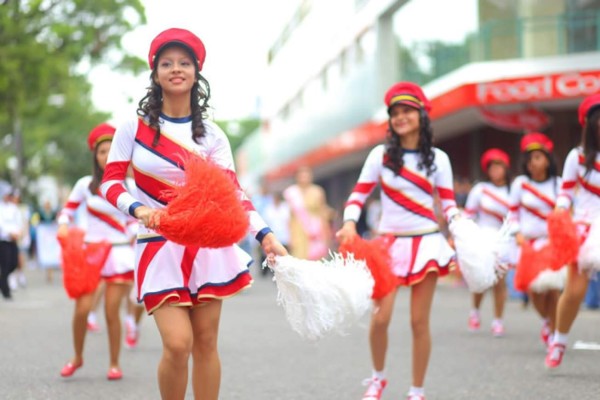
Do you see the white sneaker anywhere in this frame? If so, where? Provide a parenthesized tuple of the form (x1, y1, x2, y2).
(8, 274, 18, 291)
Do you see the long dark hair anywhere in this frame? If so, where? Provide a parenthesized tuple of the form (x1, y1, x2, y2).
(582, 107, 600, 176)
(384, 110, 436, 176)
(88, 145, 105, 195)
(137, 45, 211, 147)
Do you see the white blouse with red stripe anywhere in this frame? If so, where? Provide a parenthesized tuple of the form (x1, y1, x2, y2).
(58, 176, 137, 243)
(343, 144, 458, 236)
(508, 175, 561, 238)
(100, 115, 270, 241)
(464, 181, 510, 229)
(556, 147, 600, 222)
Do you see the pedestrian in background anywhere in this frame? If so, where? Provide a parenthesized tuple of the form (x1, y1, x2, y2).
(0, 183, 22, 301)
(337, 82, 459, 400)
(100, 28, 287, 399)
(284, 166, 331, 260)
(463, 148, 511, 337)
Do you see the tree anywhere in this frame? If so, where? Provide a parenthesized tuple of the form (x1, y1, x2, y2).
(0, 0, 146, 188)
(215, 118, 261, 153)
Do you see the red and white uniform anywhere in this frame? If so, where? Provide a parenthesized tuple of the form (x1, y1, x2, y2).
(508, 175, 561, 239)
(100, 115, 271, 313)
(557, 148, 600, 246)
(343, 145, 458, 286)
(58, 176, 136, 282)
(464, 181, 510, 230)
(557, 148, 600, 223)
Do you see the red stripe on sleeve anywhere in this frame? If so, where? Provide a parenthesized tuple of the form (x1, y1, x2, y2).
(102, 161, 130, 183)
(353, 182, 376, 194)
(436, 187, 455, 200)
(345, 199, 364, 208)
(105, 185, 127, 207)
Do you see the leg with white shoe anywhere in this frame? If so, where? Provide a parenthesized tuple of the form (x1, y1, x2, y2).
(362, 288, 398, 399)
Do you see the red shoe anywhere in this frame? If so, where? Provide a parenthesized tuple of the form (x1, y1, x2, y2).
(124, 330, 138, 349)
(540, 324, 551, 346)
(107, 367, 123, 380)
(60, 361, 83, 377)
(362, 377, 387, 400)
(468, 314, 481, 332)
(545, 343, 566, 369)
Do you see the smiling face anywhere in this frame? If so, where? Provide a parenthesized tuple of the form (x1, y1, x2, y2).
(153, 45, 197, 95)
(389, 104, 420, 141)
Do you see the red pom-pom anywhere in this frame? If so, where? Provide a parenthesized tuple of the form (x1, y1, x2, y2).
(155, 155, 249, 247)
(514, 242, 553, 292)
(58, 227, 111, 299)
(547, 210, 580, 270)
(339, 235, 396, 299)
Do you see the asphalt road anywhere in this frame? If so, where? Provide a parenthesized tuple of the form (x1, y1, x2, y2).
(1, 265, 599, 399)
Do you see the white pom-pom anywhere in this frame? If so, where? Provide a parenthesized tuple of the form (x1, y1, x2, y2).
(449, 217, 498, 293)
(270, 253, 374, 340)
(529, 266, 567, 293)
(578, 216, 600, 274)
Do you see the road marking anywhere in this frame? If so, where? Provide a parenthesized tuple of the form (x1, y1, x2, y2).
(573, 340, 600, 351)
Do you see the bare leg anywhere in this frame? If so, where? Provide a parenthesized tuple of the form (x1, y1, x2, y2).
(472, 292, 484, 310)
(529, 291, 548, 320)
(70, 293, 94, 364)
(369, 288, 398, 371)
(104, 282, 131, 368)
(190, 301, 223, 400)
(492, 278, 507, 320)
(556, 266, 589, 334)
(410, 273, 438, 387)
(545, 290, 560, 332)
(153, 306, 193, 400)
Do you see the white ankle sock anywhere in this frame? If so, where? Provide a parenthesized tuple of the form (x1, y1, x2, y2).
(409, 386, 424, 396)
(554, 331, 568, 345)
(492, 318, 503, 326)
(87, 312, 97, 324)
(372, 369, 385, 381)
(469, 309, 480, 318)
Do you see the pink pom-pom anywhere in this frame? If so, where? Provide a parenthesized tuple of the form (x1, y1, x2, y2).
(155, 154, 249, 248)
(547, 210, 579, 270)
(58, 227, 111, 299)
(339, 235, 396, 299)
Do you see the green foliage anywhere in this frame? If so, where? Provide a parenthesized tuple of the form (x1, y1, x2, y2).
(215, 118, 261, 153)
(0, 0, 146, 187)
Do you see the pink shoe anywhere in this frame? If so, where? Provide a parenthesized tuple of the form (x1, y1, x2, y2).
(362, 377, 387, 400)
(545, 343, 566, 369)
(87, 321, 100, 332)
(124, 330, 138, 349)
(107, 367, 123, 380)
(468, 314, 481, 332)
(491, 321, 504, 337)
(60, 361, 83, 377)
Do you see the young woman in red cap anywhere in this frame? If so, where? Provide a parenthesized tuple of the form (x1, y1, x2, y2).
(507, 132, 562, 347)
(57, 123, 136, 380)
(545, 93, 600, 369)
(337, 82, 459, 400)
(463, 148, 511, 337)
(100, 28, 286, 399)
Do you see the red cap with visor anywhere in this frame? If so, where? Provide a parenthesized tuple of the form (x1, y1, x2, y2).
(87, 123, 116, 151)
(384, 82, 432, 113)
(148, 28, 206, 71)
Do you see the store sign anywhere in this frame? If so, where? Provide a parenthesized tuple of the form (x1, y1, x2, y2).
(479, 107, 550, 132)
(477, 71, 600, 104)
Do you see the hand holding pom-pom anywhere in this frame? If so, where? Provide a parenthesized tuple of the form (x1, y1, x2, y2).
(151, 154, 249, 248)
